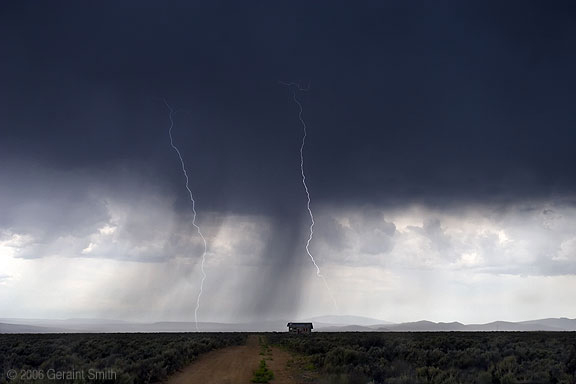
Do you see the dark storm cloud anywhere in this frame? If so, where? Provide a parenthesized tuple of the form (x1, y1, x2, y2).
(2, 2, 576, 214)
(0, 162, 110, 257)
(2, 2, 576, 321)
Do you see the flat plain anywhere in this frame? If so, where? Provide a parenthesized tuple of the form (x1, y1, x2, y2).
(2, 332, 576, 383)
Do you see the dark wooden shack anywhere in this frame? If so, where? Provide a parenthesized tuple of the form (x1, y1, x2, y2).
(287, 322, 313, 334)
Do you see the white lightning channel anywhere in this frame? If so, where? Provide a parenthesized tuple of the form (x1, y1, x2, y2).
(280, 82, 338, 310)
(163, 99, 208, 331)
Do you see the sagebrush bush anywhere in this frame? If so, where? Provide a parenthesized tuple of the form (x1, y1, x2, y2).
(0, 333, 247, 384)
(268, 332, 576, 384)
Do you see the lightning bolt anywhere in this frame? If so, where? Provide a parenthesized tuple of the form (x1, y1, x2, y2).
(163, 99, 208, 331)
(280, 82, 338, 311)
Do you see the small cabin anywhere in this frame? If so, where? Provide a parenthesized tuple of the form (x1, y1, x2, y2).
(287, 322, 313, 334)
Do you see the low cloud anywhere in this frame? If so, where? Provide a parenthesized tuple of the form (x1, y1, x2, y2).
(313, 202, 576, 276)
(2, 161, 576, 322)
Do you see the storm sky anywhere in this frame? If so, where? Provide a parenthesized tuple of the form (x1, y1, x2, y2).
(1, 2, 576, 323)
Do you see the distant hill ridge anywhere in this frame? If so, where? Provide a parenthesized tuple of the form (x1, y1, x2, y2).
(1, 317, 575, 333)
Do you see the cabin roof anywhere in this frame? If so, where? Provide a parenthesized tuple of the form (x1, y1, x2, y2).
(287, 322, 313, 329)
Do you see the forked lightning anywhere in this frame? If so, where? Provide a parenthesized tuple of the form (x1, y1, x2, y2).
(163, 99, 208, 331)
(280, 82, 338, 310)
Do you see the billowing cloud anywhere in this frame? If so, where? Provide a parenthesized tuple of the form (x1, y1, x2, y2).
(313, 202, 576, 276)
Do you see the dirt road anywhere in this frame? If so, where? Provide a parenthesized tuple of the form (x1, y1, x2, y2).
(267, 346, 300, 384)
(165, 335, 300, 384)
